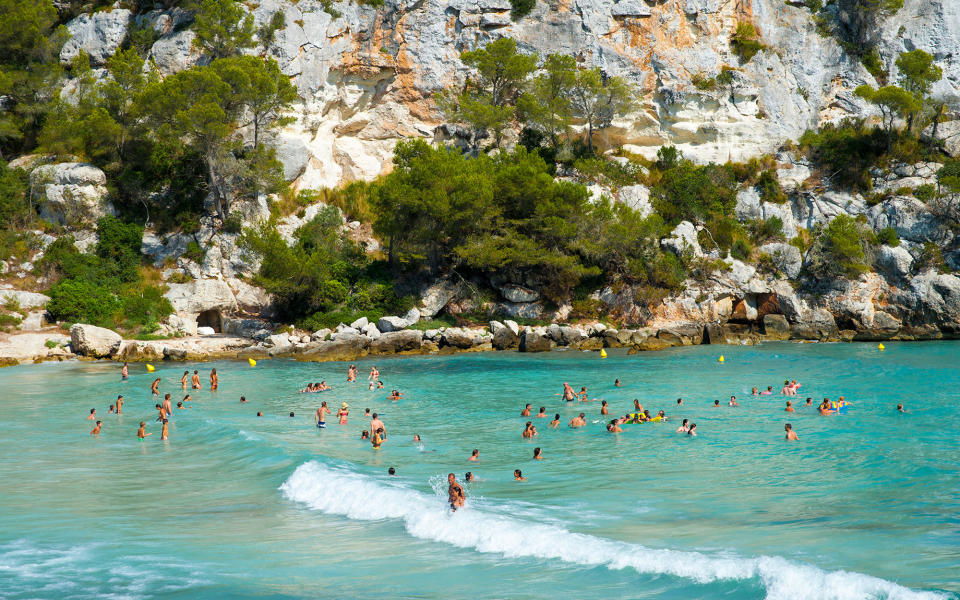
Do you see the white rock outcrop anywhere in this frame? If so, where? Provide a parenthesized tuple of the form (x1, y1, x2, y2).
(31, 163, 114, 227)
(70, 323, 122, 357)
(60, 9, 131, 66)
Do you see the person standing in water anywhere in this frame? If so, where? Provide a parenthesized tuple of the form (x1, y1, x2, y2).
(521, 404, 532, 417)
(533, 447, 542, 460)
(785, 401, 795, 412)
(514, 469, 527, 481)
(150, 378, 160, 396)
(121, 362, 129, 380)
(549, 414, 560, 428)
(90, 421, 102, 435)
(180, 371, 189, 389)
(87, 408, 97, 420)
(161, 419, 169, 441)
(784, 423, 799, 440)
(448, 473, 465, 511)
(191, 371, 201, 389)
(369, 413, 385, 439)
(372, 428, 384, 449)
(337, 403, 349, 425)
(469, 449, 479, 461)
(315, 402, 330, 428)
(600, 400, 609, 415)
(676, 418, 689, 433)
(687, 423, 697, 437)
(137, 421, 151, 440)
(162, 394, 173, 419)
(562, 382, 576, 402)
(210, 369, 218, 391)
(369, 366, 379, 381)
(116, 395, 124, 415)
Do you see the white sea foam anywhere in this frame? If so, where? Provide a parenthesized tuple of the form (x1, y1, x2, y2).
(280, 461, 948, 600)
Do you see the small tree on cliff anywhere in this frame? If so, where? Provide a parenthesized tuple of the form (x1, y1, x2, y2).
(570, 68, 634, 154)
(192, 0, 256, 59)
(854, 84, 918, 151)
(895, 49, 942, 131)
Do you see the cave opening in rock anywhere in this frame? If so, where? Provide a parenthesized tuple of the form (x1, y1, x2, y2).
(197, 309, 223, 333)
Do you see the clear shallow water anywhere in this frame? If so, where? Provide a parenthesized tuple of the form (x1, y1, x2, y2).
(1, 342, 958, 600)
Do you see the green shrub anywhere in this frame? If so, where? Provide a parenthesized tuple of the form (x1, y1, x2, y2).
(749, 216, 784, 243)
(730, 22, 766, 63)
(184, 241, 206, 264)
(510, 0, 535, 19)
(0, 313, 22, 328)
(44, 339, 59, 349)
(651, 159, 737, 225)
(756, 169, 787, 203)
(936, 159, 960, 194)
(731, 238, 753, 260)
(47, 279, 120, 326)
(222, 211, 244, 233)
(692, 73, 717, 91)
(799, 120, 887, 191)
(876, 226, 900, 247)
(913, 183, 936, 202)
(861, 49, 887, 84)
(807, 214, 871, 278)
(95, 216, 144, 284)
(914, 241, 945, 273)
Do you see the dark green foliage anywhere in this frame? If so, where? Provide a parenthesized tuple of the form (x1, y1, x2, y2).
(748, 216, 784, 244)
(860, 49, 886, 83)
(373, 140, 682, 303)
(799, 120, 887, 191)
(731, 238, 753, 261)
(242, 205, 413, 325)
(914, 241, 945, 273)
(0, 161, 31, 228)
(807, 214, 871, 278)
(222, 211, 243, 233)
(730, 22, 765, 63)
(42, 220, 172, 330)
(651, 159, 737, 226)
(936, 159, 960, 194)
(183, 241, 206, 264)
(191, 0, 256, 59)
(756, 169, 787, 203)
(876, 226, 900, 246)
(510, 0, 535, 19)
(913, 183, 936, 202)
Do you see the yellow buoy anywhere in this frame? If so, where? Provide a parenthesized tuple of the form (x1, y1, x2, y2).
(878, 343, 885, 350)
(718, 355, 725, 363)
(248, 358, 257, 366)
(600, 349, 607, 358)
(146, 364, 155, 372)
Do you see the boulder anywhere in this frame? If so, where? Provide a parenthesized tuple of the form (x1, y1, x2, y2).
(377, 316, 408, 333)
(503, 320, 520, 336)
(60, 9, 132, 66)
(617, 185, 653, 217)
(117, 341, 164, 362)
(70, 324, 122, 358)
(403, 307, 421, 325)
(350, 316, 369, 330)
(519, 329, 552, 352)
(762, 314, 791, 340)
(758, 243, 802, 278)
(791, 308, 839, 340)
(226, 278, 271, 314)
(419, 279, 460, 318)
(661, 221, 702, 257)
(559, 325, 586, 345)
(20, 311, 46, 331)
(361, 322, 381, 339)
(310, 328, 331, 342)
(876, 245, 914, 280)
(703, 322, 724, 344)
(495, 302, 544, 319)
(197, 326, 216, 336)
(0, 290, 50, 310)
(442, 328, 477, 349)
(500, 284, 539, 303)
(369, 330, 423, 354)
(490, 320, 519, 349)
(222, 317, 267, 338)
(300, 336, 371, 361)
(164, 279, 238, 335)
(148, 29, 199, 76)
(31, 163, 114, 227)
(266, 334, 290, 348)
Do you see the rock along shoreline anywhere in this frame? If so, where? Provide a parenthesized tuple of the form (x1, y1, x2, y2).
(1, 318, 956, 368)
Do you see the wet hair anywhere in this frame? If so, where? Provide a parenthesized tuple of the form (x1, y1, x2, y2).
(109, 405, 115, 410)
(257, 412, 263, 417)
(689, 423, 697, 429)
(240, 396, 246, 402)
(682, 418, 689, 425)
(361, 430, 369, 438)
(177, 402, 183, 407)
(89, 408, 95, 414)
(372, 413, 378, 419)
(139, 421, 145, 426)
(514, 469, 523, 477)
(465, 472, 473, 481)
(193, 370, 198, 374)
(601, 400, 607, 406)
(533, 447, 541, 457)
(96, 420, 101, 425)
(786, 401, 792, 406)
(155, 404, 161, 409)
(714, 400, 720, 405)
(525, 403, 531, 407)
(554, 414, 560, 419)
(164, 393, 171, 400)
(289, 412, 295, 417)
(539, 406, 546, 412)
(388, 467, 396, 475)
(117, 395, 123, 400)
(579, 413, 585, 418)
(471, 449, 479, 456)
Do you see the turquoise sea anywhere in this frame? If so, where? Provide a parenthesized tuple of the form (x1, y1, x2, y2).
(1, 341, 958, 599)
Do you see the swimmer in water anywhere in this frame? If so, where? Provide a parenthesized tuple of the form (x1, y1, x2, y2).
(536, 406, 548, 418)
(608, 420, 623, 433)
(469, 449, 479, 462)
(155, 403, 166, 422)
(521, 403, 532, 417)
(162, 394, 173, 418)
(414, 434, 421, 442)
(578, 387, 588, 402)
(210, 368, 218, 390)
(818, 398, 834, 415)
(347, 365, 357, 382)
(805, 397, 813, 407)
(676, 398, 683, 406)
(116, 395, 124, 415)
(182, 394, 191, 403)
(533, 447, 542, 460)
(600, 400, 608, 415)
(614, 379, 621, 387)
(549, 414, 560, 428)
(191, 371, 201, 389)
(257, 412, 263, 417)
(151, 378, 160, 395)
(176, 401, 186, 409)
(109, 405, 115, 414)
(180, 371, 189, 389)
(121, 362, 128, 379)
(568, 413, 586, 428)
(687, 423, 697, 436)
(785, 401, 795, 412)
(448, 473, 465, 511)
(676, 418, 689, 433)
(368, 381, 374, 391)
(315, 401, 330, 428)
(729, 395, 739, 407)
(369, 413, 385, 439)
(761, 386, 773, 395)
(137, 421, 151, 440)
(91, 421, 102, 435)
(372, 427, 384, 449)
(751, 387, 759, 395)
(388, 467, 396, 476)
(240, 396, 247, 403)
(87, 408, 96, 420)
(784, 423, 799, 441)
(713, 400, 720, 407)
(361, 430, 369, 440)
(388, 389, 403, 401)
(633, 399, 643, 412)
(562, 382, 576, 402)
(464, 472, 474, 483)
(514, 469, 527, 481)
(897, 403, 906, 413)
(337, 403, 349, 425)
(161, 419, 169, 441)
(369, 366, 379, 381)
(522, 421, 535, 438)
(376, 381, 384, 389)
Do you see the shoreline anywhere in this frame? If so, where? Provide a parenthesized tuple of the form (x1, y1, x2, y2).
(3, 320, 958, 368)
